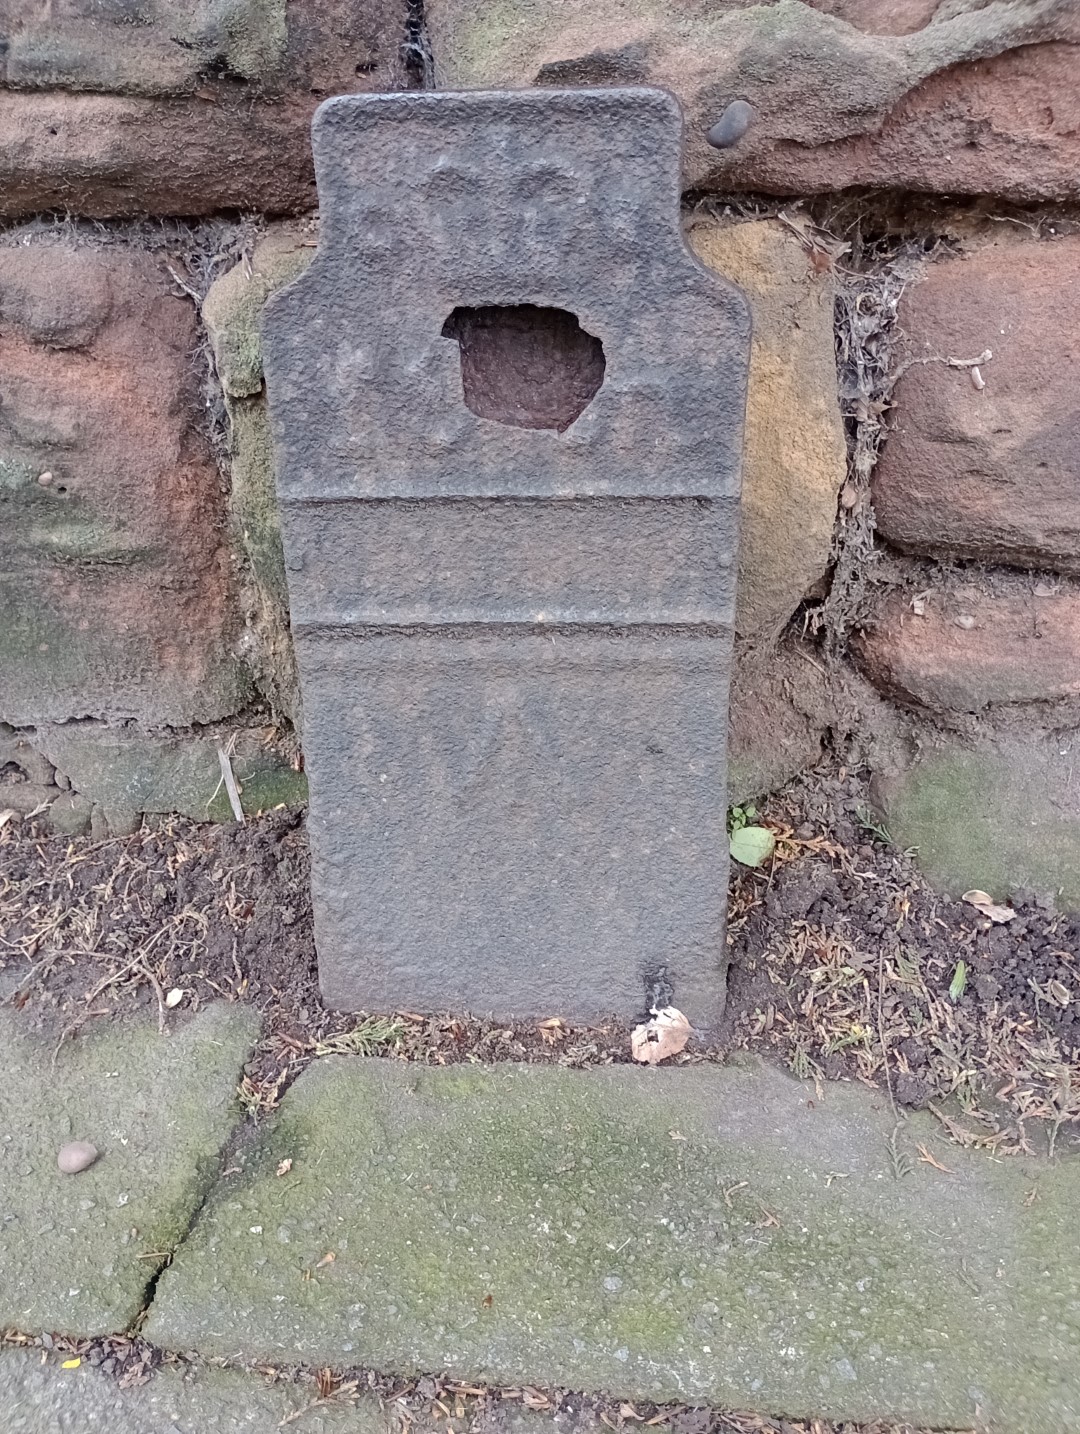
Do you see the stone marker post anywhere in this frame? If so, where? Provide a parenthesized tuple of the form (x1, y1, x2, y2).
(264, 88, 749, 1027)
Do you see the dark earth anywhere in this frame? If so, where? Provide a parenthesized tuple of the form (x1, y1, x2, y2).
(3, 763, 1077, 1143)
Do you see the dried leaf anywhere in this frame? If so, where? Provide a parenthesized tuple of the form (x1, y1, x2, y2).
(1048, 980, 1072, 1007)
(276, 1158, 293, 1177)
(61, 1358, 81, 1369)
(315, 1251, 336, 1269)
(962, 890, 1017, 924)
(916, 1143, 953, 1174)
(631, 1007, 692, 1065)
(0, 808, 17, 831)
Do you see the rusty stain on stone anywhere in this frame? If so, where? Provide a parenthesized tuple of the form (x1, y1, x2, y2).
(263, 88, 750, 1027)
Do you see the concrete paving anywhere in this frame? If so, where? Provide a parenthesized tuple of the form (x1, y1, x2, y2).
(144, 1055, 1080, 1434)
(0, 1348, 383, 1433)
(0, 1003, 258, 1335)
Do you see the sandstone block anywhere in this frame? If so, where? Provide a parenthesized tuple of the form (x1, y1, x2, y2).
(728, 641, 837, 803)
(426, 0, 1080, 202)
(857, 582, 1080, 715)
(203, 226, 315, 722)
(873, 235, 1080, 574)
(0, 1, 405, 218)
(876, 733, 1080, 912)
(690, 219, 846, 639)
(0, 237, 251, 726)
(33, 726, 307, 831)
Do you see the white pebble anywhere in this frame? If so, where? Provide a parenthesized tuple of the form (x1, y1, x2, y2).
(57, 1141, 99, 1175)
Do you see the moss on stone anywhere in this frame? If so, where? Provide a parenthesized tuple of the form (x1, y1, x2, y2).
(0, 1002, 258, 1337)
(203, 233, 312, 400)
(202, 228, 312, 722)
(882, 737, 1080, 911)
(36, 726, 305, 830)
(147, 1058, 1080, 1432)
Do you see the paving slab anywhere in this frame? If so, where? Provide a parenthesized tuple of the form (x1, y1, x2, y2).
(146, 1056, 1080, 1433)
(0, 1347, 586, 1434)
(0, 1003, 258, 1337)
(0, 1348, 381, 1433)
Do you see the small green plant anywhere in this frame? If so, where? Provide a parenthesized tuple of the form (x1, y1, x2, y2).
(949, 961, 968, 1003)
(855, 805, 892, 845)
(728, 802, 757, 834)
(314, 1015, 406, 1057)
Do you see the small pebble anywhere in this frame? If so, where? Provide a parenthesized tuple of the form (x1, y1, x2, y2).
(57, 1141, 99, 1175)
(954, 614, 976, 629)
(706, 99, 757, 150)
(37, 471, 53, 486)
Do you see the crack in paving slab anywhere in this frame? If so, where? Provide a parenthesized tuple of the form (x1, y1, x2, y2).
(0, 1342, 974, 1434)
(0, 1002, 260, 1337)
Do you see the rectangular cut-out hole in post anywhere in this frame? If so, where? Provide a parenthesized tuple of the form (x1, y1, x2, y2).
(441, 304, 605, 432)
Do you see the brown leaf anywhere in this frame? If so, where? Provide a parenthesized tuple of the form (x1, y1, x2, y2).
(916, 1143, 953, 1174)
(315, 1251, 336, 1269)
(962, 890, 1016, 924)
(630, 1007, 692, 1065)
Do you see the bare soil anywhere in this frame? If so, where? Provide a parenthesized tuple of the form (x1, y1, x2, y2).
(2, 763, 1078, 1146)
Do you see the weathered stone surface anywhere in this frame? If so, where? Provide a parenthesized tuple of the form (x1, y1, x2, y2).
(874, 733, 1080, 911)
(0, 726, 57, 815)
(148, 1056, 1080, 1433)
(264, 90, 749, 1027)
(203, 226, 315, 722)
(426, 0, 1080, 202)
(0, 237, 251, 727)
(728, 641, 835, 802)
(0, 1003, 258, 1337)
(1, 1350, 389, 1433)
(29, 725, 306, 832)
(857, 583, 1080, 715)
(0, 1, 405, 219)
(874, 234, 1080, 573)
(689, 218, 846, 639)
(807, 0, 941, 34)
(2, 0, 285, 97)
(0, 1351, 594, 1434)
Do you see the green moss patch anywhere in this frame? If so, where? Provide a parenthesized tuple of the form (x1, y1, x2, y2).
(882, 736, 1080, 911)
(0, 1003, 258, 1337)
(147, 1058, 1080, 1432)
